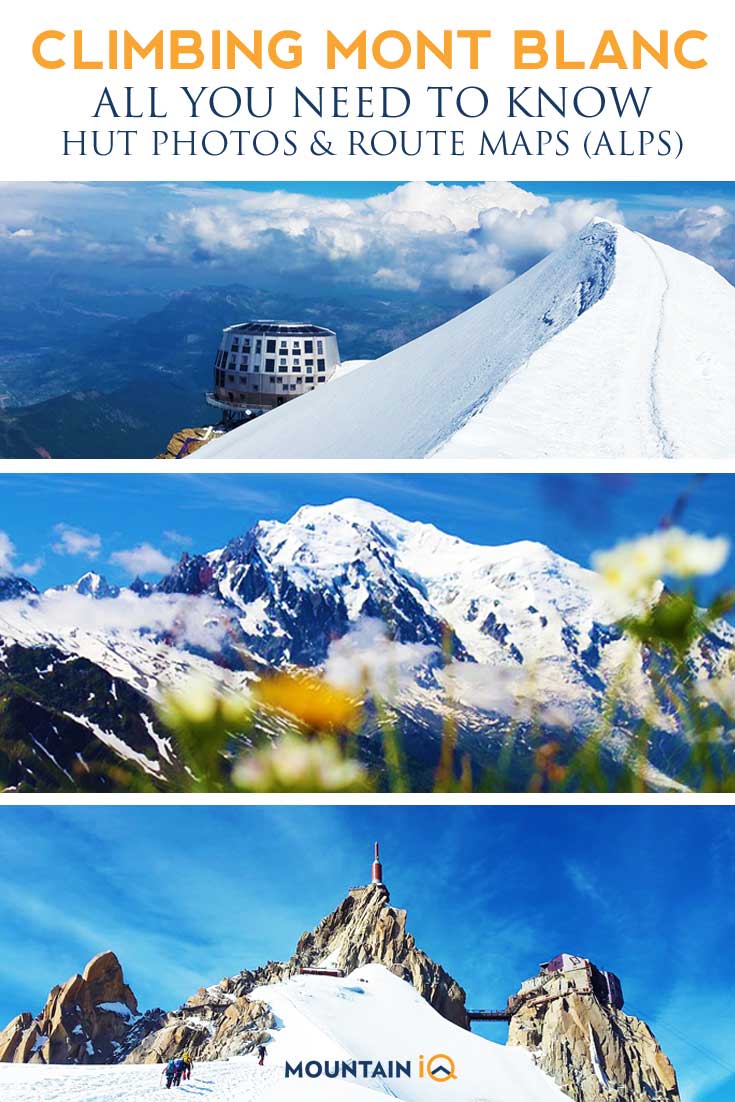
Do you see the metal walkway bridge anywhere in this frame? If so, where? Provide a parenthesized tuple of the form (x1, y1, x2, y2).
(467, 1008, 512, 1024)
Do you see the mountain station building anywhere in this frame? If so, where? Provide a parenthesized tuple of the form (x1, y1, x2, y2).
(206, 320, 341, 425)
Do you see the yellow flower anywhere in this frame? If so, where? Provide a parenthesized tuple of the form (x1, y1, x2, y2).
(253, 672, 361, 732)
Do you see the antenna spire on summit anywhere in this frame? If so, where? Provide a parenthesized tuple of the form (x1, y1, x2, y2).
(372, 841, 383, 885)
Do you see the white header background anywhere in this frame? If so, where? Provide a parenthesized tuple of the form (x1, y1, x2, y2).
(1, 0, 732, 181)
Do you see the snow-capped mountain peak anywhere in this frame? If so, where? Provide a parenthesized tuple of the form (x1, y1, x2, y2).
(55, 572, 121, 600)
(257, 498, 453, 571)
(265, 498, 561, 571)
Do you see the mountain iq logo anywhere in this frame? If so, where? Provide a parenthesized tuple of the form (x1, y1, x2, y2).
(284, 1052, 457, 1082)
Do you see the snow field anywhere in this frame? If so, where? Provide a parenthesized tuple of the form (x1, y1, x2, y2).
(0, 967, 569, 1102)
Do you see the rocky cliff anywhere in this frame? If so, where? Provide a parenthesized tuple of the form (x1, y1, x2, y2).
(157, 425, 224, 460)
(507, 966, 679, 1102)
(287, 883, 468, 1027)
(126, 881, 467, 1063)
(0, 951, 163, 1064)
(123, 977, 276, 1064)
(0, 642, 181, 794)
(0, 881, 465, 1067)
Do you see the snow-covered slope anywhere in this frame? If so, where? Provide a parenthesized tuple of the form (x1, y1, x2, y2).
(0, 588, 255, 702)
(0, 966, 569, 1102)
(191, 221, 735, 460)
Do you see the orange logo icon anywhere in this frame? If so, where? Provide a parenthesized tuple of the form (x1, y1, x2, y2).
(419, 1053, 457, 1082)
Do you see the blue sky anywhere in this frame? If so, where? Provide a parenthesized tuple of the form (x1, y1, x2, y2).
(2, 179, 733, 296)
(0, 473, 733, 603)
(0, 804, 732, 1101)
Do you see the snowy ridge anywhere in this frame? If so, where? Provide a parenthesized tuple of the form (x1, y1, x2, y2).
(190, 221, 735, 460)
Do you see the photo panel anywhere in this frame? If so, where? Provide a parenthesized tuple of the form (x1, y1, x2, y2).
(0, 472, 733, 795)
(0, 180, 734, 461)
(0, 803, 732, 1099)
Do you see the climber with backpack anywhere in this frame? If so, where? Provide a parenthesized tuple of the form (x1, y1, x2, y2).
(164, 1058, 176, 1089)
(172, 1057, 185, 1087)
(257, 1043, 267, 1066)
(182, 1051, 193, 1081)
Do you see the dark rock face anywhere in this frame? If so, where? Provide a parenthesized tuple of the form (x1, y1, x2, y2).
(286, 884, 468, 1028)
(154, 521, 467, 667)
(0, 952, 163, 1065)
(128, 576, 153, 597)
(580, 622, 623, 668)
(0, 576, 38, 601)
(0, 643, 180, 793)
(577, 220, 617, 316)
(73, 573, 120, 599)
(124, 985, 275, 1064)
(481, 610, 510, 644)
(156, 553, 215, 597)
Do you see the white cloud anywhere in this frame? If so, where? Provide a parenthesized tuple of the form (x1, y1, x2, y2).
(163, 529, 193, 547)
(158, 181, 624, 294)
(17, 557, 44, 577)
(372, 266, 421, 291)
(12, 589, 229, 654)
(0, 532, 43, 579)
(323, 618, 437, 700)
(637, 204, 735, 281)
(109, 543, 175, 576)
(52, 524, 102, 559)
(5, 179, 735, 294)
(0, 531, 15, 573)
(438, 661, 525, 713)
(443, 197, 624, 292)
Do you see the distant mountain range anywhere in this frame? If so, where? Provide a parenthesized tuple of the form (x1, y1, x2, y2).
(0, 281, 471, 458)
(1, 500, 733, 793)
